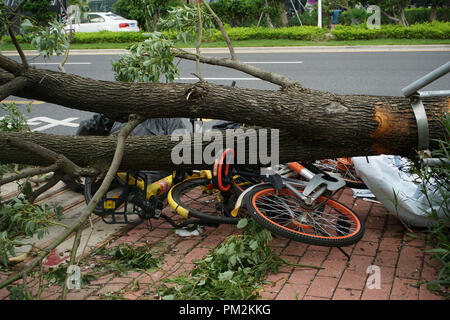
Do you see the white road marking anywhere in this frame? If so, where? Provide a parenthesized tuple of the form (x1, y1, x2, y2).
(177, 77, 261, 81)
(29, 62, 92, 65)
(2, 100, 45, 104)
(0, 116, 80, 131)
(242, 61, 303, 64)
(27, 117, 80, 131)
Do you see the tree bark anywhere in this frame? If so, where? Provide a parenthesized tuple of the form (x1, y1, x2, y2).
(280, 8, 289, 27)
(264, 0, 275, 28)
(0, 54, 448, 171)
(429, 5, 437, 22)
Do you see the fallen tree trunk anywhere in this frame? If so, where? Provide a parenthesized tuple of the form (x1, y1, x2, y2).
(0, 55, 448, 171)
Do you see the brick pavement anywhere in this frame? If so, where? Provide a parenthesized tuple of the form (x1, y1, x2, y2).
(0, 188, 445, 301)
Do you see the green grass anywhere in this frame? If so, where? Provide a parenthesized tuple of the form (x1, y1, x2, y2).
(1, 38, 449, 51)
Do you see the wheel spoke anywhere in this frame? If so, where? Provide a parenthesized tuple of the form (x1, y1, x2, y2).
(254, 190, 358, 238)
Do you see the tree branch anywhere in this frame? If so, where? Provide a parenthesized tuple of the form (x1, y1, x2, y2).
(0, 114, 144, 290)
(26, 171, 62, 203)
(202, 0, 237, 60)
(0, 76, 29, 101)
(61, 226, 82, 300)
(8, 27, 28, 68)
(173, 49, 300, 88)
(195, 0, 203, 80)
(0, 163, 58, 186)
(6, 136, 99, 178)
(7, 0, 29, 20)
(0, 53, 25, 75)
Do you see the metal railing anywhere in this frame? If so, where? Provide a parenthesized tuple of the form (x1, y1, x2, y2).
(401, 61, 450, 152)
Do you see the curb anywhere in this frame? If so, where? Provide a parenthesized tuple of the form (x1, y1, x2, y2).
(1, 44, 450, 56)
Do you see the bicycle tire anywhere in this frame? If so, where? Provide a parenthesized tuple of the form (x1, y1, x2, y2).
(168, 178, 241, 225)
(245, 184, 365, 247)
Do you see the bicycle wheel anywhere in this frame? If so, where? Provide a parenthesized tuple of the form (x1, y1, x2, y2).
(315, 158, 367, 189)
(245, 184, 364, 247)
(168, 178, 241, 225)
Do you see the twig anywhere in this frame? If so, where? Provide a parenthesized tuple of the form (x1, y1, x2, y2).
(7, 0, 29, 20)
(191, 72, 205, 82)
(0, 114, 144, 290)
(202, 0, 237, 60)
(174, 49, 300, 89)
(36, 261, 44, 300)
(0, 163, 58, 186)
(195, 1, 203, 80)
(57, 0, 74, 74)
(8, 27, 28, 67)
(26, 171, 62, 203)
(21, 272, 32, 299)
(61, 225, 82, 300)
(78, 215, 94, 261)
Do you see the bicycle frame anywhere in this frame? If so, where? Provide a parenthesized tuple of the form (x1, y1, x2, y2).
(230, 161, 346, 217)
(114, 170, 212, 203)
(89, 169, 214, 226)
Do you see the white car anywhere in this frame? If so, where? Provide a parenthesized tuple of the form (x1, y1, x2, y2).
(66, 12, 139, 33)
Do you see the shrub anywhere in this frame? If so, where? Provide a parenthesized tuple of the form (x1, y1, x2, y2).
(331, 22, 450, 40)
(210, 0, 282, 27)
(412, 114, 450, 299)
(405, 7, 450, 24)
(208, 26, 328, 42)
(338, 8, 371, 26)
(288, 10, 330, 27)
(70, 31, 149, 44)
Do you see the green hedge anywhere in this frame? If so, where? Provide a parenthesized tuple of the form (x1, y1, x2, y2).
(331, 22, 450, 40)
(2, 22, 449, 45)
(208, 26, 328, 41)
(71, 31, 149, 43)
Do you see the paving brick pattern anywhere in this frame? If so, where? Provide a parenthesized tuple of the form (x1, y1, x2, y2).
(0, 190, 445, 301)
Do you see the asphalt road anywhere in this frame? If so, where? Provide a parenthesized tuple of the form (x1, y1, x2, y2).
(2, 48, 450, 135)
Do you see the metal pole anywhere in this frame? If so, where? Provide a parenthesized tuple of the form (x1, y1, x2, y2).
(318, 0, 322, 28)
(402, 61, 450, 97)
(419, 90, 450, 98)
(290, 0, 302, 26)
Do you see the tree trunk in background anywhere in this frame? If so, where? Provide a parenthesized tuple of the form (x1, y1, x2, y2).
(429, 5, 437, 22)
(264, 0, 275, 28)
(400, 8, 409, 27)
(280, 10, 289, 27)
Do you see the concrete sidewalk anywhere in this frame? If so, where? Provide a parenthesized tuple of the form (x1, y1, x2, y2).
(0, 184, 444, 301)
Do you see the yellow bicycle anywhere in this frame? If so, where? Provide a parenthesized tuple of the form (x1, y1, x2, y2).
(83, 169, 242, 227)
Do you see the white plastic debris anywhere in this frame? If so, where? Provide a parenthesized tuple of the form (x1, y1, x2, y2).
(175, 227, 203, 237)
(351, 188, 376, 199)
(353, 155, 447, 227)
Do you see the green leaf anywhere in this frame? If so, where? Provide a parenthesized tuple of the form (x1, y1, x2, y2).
(249, 240, 259, 251)
(20, 19, 34, 31)
(237, 218, 248, 229)
(218, 270, 234, 281)
(229, 254, 237, 266)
